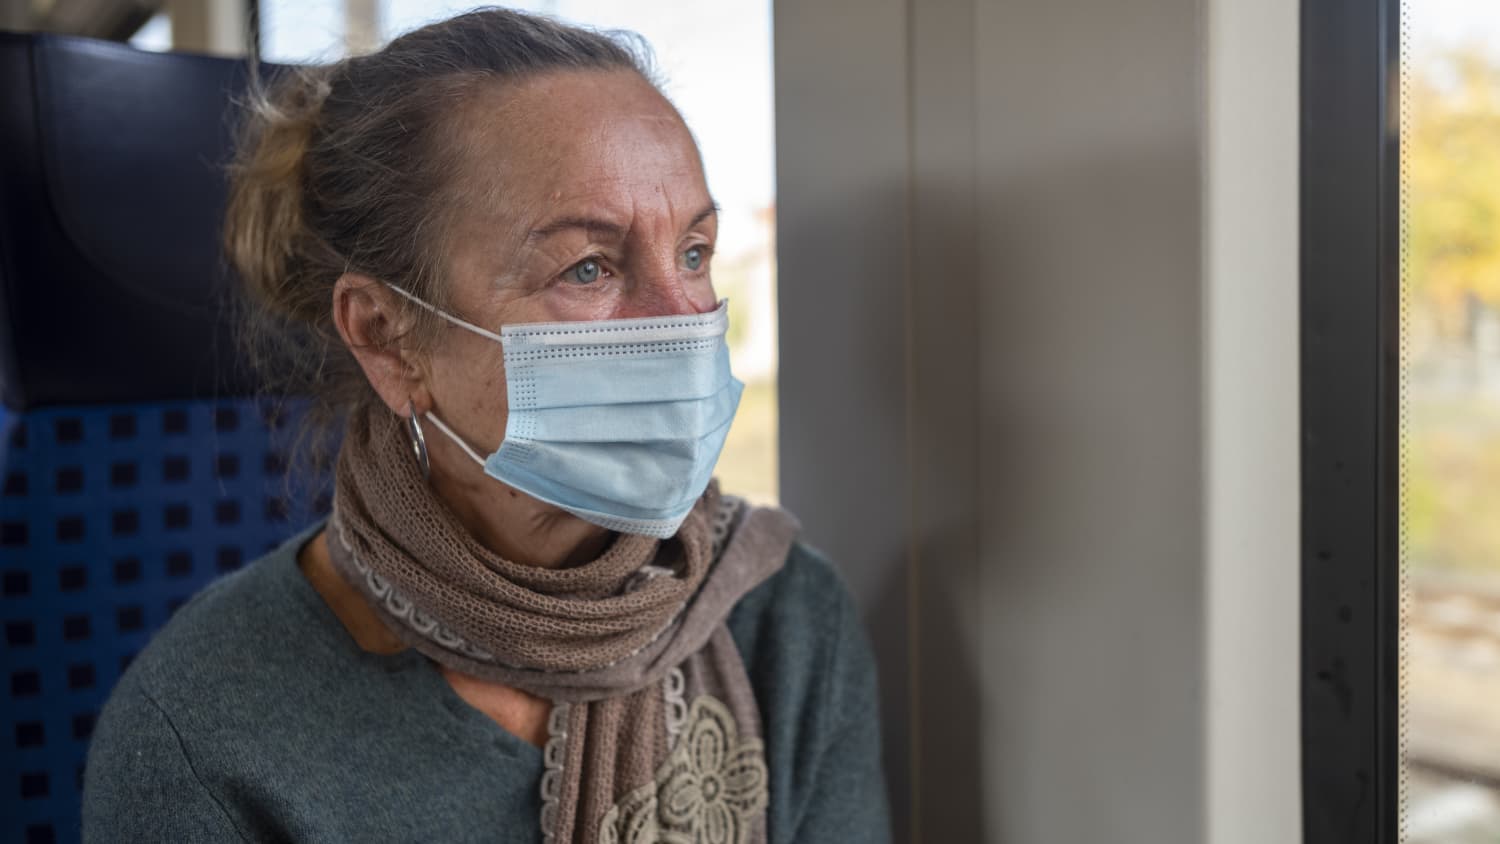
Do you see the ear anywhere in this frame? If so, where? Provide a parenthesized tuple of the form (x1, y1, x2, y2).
(331, 273, 432, 416)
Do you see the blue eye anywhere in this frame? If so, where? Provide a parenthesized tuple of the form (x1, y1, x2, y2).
(684, 246, 705, 271)
(567, 259, 602, 284)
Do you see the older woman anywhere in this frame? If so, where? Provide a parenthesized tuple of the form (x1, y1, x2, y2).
(81, 8, 888, 844)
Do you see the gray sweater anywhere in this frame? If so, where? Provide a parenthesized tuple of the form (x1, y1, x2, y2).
(81, 522, 891, 843)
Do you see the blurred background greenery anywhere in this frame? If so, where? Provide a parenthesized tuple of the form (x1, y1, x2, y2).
(1401, 36, 1500, 844)
(715, 378, 778, 506)
(1405, 44, 1500, 575)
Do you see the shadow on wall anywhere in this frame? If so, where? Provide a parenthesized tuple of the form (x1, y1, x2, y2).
(972, 138, 1203, 843)
(871, 520, 986, 843)
(854, 172, 989, 841)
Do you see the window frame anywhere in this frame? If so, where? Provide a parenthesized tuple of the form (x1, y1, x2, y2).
(1299, 0, 1402, 840)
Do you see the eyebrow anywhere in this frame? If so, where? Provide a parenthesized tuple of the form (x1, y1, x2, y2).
(525, 202, 720, 243)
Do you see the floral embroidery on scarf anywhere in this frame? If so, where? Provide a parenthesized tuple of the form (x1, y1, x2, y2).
(600, 695, 769, 844)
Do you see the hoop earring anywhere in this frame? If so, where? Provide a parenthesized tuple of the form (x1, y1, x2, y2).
(406, 400, 430, 482)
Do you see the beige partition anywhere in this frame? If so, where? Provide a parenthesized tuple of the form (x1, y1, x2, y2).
(774, 0, 1299, 841)
(773, 0, 920, 837)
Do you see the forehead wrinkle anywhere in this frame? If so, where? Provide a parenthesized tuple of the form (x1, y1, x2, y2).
(439, 71, 709, 274)
(460, 79, 700, 206)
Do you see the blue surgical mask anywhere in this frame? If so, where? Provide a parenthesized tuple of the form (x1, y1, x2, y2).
(388, 286, 743, 539)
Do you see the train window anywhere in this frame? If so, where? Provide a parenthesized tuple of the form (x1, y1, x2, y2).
(1399, 1, 1500, 840)
(127, 12, 171, 53)
(1305, 1, 1500, 841)
(1300, 0, 1401, 841)
(257, 0, 781, 504)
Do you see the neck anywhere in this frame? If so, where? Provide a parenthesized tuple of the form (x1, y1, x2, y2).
(430, 464, 613, 568)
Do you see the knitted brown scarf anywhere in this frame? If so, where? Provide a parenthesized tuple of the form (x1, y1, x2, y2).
(325, 410, 799, 843)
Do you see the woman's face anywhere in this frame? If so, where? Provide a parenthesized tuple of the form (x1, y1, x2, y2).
(421, 67, 719, 460)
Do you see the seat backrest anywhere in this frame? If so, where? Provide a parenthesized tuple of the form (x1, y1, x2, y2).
(0, 33, 327, 844)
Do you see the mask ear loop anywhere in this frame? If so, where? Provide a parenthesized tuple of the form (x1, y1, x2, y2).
(387, 282, 497, 475)
(385, 282, 505, 343)
(422, 410, 489, 469)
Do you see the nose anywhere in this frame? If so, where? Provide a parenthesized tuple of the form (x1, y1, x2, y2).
(616, 255, 714, 319)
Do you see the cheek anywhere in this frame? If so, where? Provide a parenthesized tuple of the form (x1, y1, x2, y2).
(430, 339, 512, 445)
(468, 358, 510, 418)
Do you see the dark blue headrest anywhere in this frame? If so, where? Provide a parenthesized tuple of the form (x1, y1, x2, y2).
(0, 33, 287, 410)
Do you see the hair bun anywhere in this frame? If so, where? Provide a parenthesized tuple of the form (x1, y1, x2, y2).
(224, 66, 332, 321)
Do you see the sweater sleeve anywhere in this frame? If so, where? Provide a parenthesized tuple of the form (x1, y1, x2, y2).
(82, 679, 247, 843)
(790, 573, 893, 844)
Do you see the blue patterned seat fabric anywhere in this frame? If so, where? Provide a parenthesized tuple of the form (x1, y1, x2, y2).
(0, 399, 330, 844)
(0, 32, 317, 842)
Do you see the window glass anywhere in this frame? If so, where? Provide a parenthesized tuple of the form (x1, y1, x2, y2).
(1402, 2, 1500, 839)
(128, 12, 172, 52)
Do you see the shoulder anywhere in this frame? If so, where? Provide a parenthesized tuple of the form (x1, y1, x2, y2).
(84, 523, 340, 839)
(728, 534, 874, 691)
(726, 534, 879, 732)
(728, 539, 857, 654)
(725, 533, 890, 840)
(97, 522, 342, 733)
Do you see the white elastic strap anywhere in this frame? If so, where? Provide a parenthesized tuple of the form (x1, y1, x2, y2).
(422, 411, 488, 468)
(386, 283, 506, 344)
